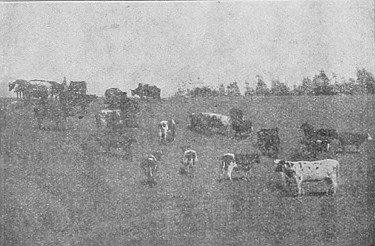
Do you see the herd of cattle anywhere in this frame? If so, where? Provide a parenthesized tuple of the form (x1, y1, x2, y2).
(2, 79, 373, 195)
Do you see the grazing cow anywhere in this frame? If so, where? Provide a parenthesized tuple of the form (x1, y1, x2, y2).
(257, 128, 281, 158)
(93, 131, 136, 160)
(180, 147, 198, 174)
(337, 132, 373, 153)
(300, 121, 338, 152)
(33, 100, 71, 130)
(188, 112, 231, 136)
(159, 119, 178, 143)
(68, 81, 87, 95)
(95, 109, 123, 131)
(140, 151, 163, 185)
(274, 159, 339, 196)
(220, 153, 260, 181)
(131, 83, 161, 100)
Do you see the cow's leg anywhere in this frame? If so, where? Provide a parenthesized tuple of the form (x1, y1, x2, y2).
(296, 177, 303, 196)
(227, 162, 236, 181)
(280, 172, 287, 190)
(331, 177, 338, 195)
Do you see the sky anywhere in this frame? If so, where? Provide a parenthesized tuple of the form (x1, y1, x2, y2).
(1, 1, 374, 97)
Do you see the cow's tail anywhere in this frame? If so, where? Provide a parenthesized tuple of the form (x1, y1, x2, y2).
(336, 160, 340, 185)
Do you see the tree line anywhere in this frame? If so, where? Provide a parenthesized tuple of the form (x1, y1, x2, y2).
(174, 68, 375, 97)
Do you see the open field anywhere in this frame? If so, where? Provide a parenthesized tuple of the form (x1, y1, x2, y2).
(1, 95, 375, 246)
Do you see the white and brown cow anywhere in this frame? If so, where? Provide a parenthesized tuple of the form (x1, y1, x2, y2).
(220, 153, 260, 181)
(159, 119, 178, 143)
(95, 109, 123, 130)
(189, 112, 231, 136)
(180, 146, 198, 174)
(274, 159, 339, 196)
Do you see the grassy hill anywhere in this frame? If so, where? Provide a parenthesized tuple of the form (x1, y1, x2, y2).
(1, 95, 374, 245)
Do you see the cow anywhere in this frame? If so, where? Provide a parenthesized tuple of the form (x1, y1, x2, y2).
(29, 80, 53, 98)
(68, 81, 87, 95)
(220, 153, 260, 181)
(180, 146, 198, 174)
(188, 112, 231, 136)
(8, 79, 28, 99)
(159, 119, 178, 143)
(232, 119, 253, 139)
(95, 109, 123, 131)
(104, 88, 125, 109)
(274, 159, 339, 196)
(93, 131, 137, 160)
(131, 83, 161, 100)
(337, 132, 373, 153)
(257, 128, 281, 158)
(300, 121, 338, 152)
(140, 151, 163, 186)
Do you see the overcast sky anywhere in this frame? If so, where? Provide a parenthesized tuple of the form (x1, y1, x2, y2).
(1, 1, 374, 97)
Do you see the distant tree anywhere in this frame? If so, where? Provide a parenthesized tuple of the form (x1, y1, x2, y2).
(270, 80, 290, 96)
(227, 81, 241, 97)
(312, 70, 335, 95)
(356, 68, 375, 94)
(244, 81, 255, 96)
(300, 77, 314, 95)
(255, 76, 270, 96)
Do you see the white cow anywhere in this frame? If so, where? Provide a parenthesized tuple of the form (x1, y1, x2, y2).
(95, 109, 122, 130)
(274, 159, 339, 196)
(180, 146, 198, 174)
(159, 119, 177, 143)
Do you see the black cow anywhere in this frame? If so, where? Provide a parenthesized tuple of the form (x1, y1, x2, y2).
(220, 153, 260, 180)
(68, 81, 87, 95)
(93, 131, 137, 160)
(131, 83, 161, 100)
(300, 121, 338, 153)
(257, 128, 281, 158)
(337, 132, 373, 153)
(104, 88, 125, 109)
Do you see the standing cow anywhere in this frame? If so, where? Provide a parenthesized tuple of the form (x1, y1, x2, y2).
(131, 83, 161, 100)
(220, 153, 260, 181)
(180, 146, 198, 174)
(274, 159, 339, 196)
(337, 132, 372, 153)
(159, 119, 178, 144)
(188, 112, 231, 137)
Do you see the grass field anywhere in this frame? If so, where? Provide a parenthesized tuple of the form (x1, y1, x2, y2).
(1, 95, 375, 246)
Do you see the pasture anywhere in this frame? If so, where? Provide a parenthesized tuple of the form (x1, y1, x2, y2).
(1, 95, 375, 246)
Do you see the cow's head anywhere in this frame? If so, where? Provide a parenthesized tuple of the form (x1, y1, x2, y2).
(152, 151, 163, 161)
(274, 159, 286, 172)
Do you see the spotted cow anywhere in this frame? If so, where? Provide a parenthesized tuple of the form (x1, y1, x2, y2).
(180, 146, 198, 174)
(274, 159, 339, 196)
(159, 119, 178, 143)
